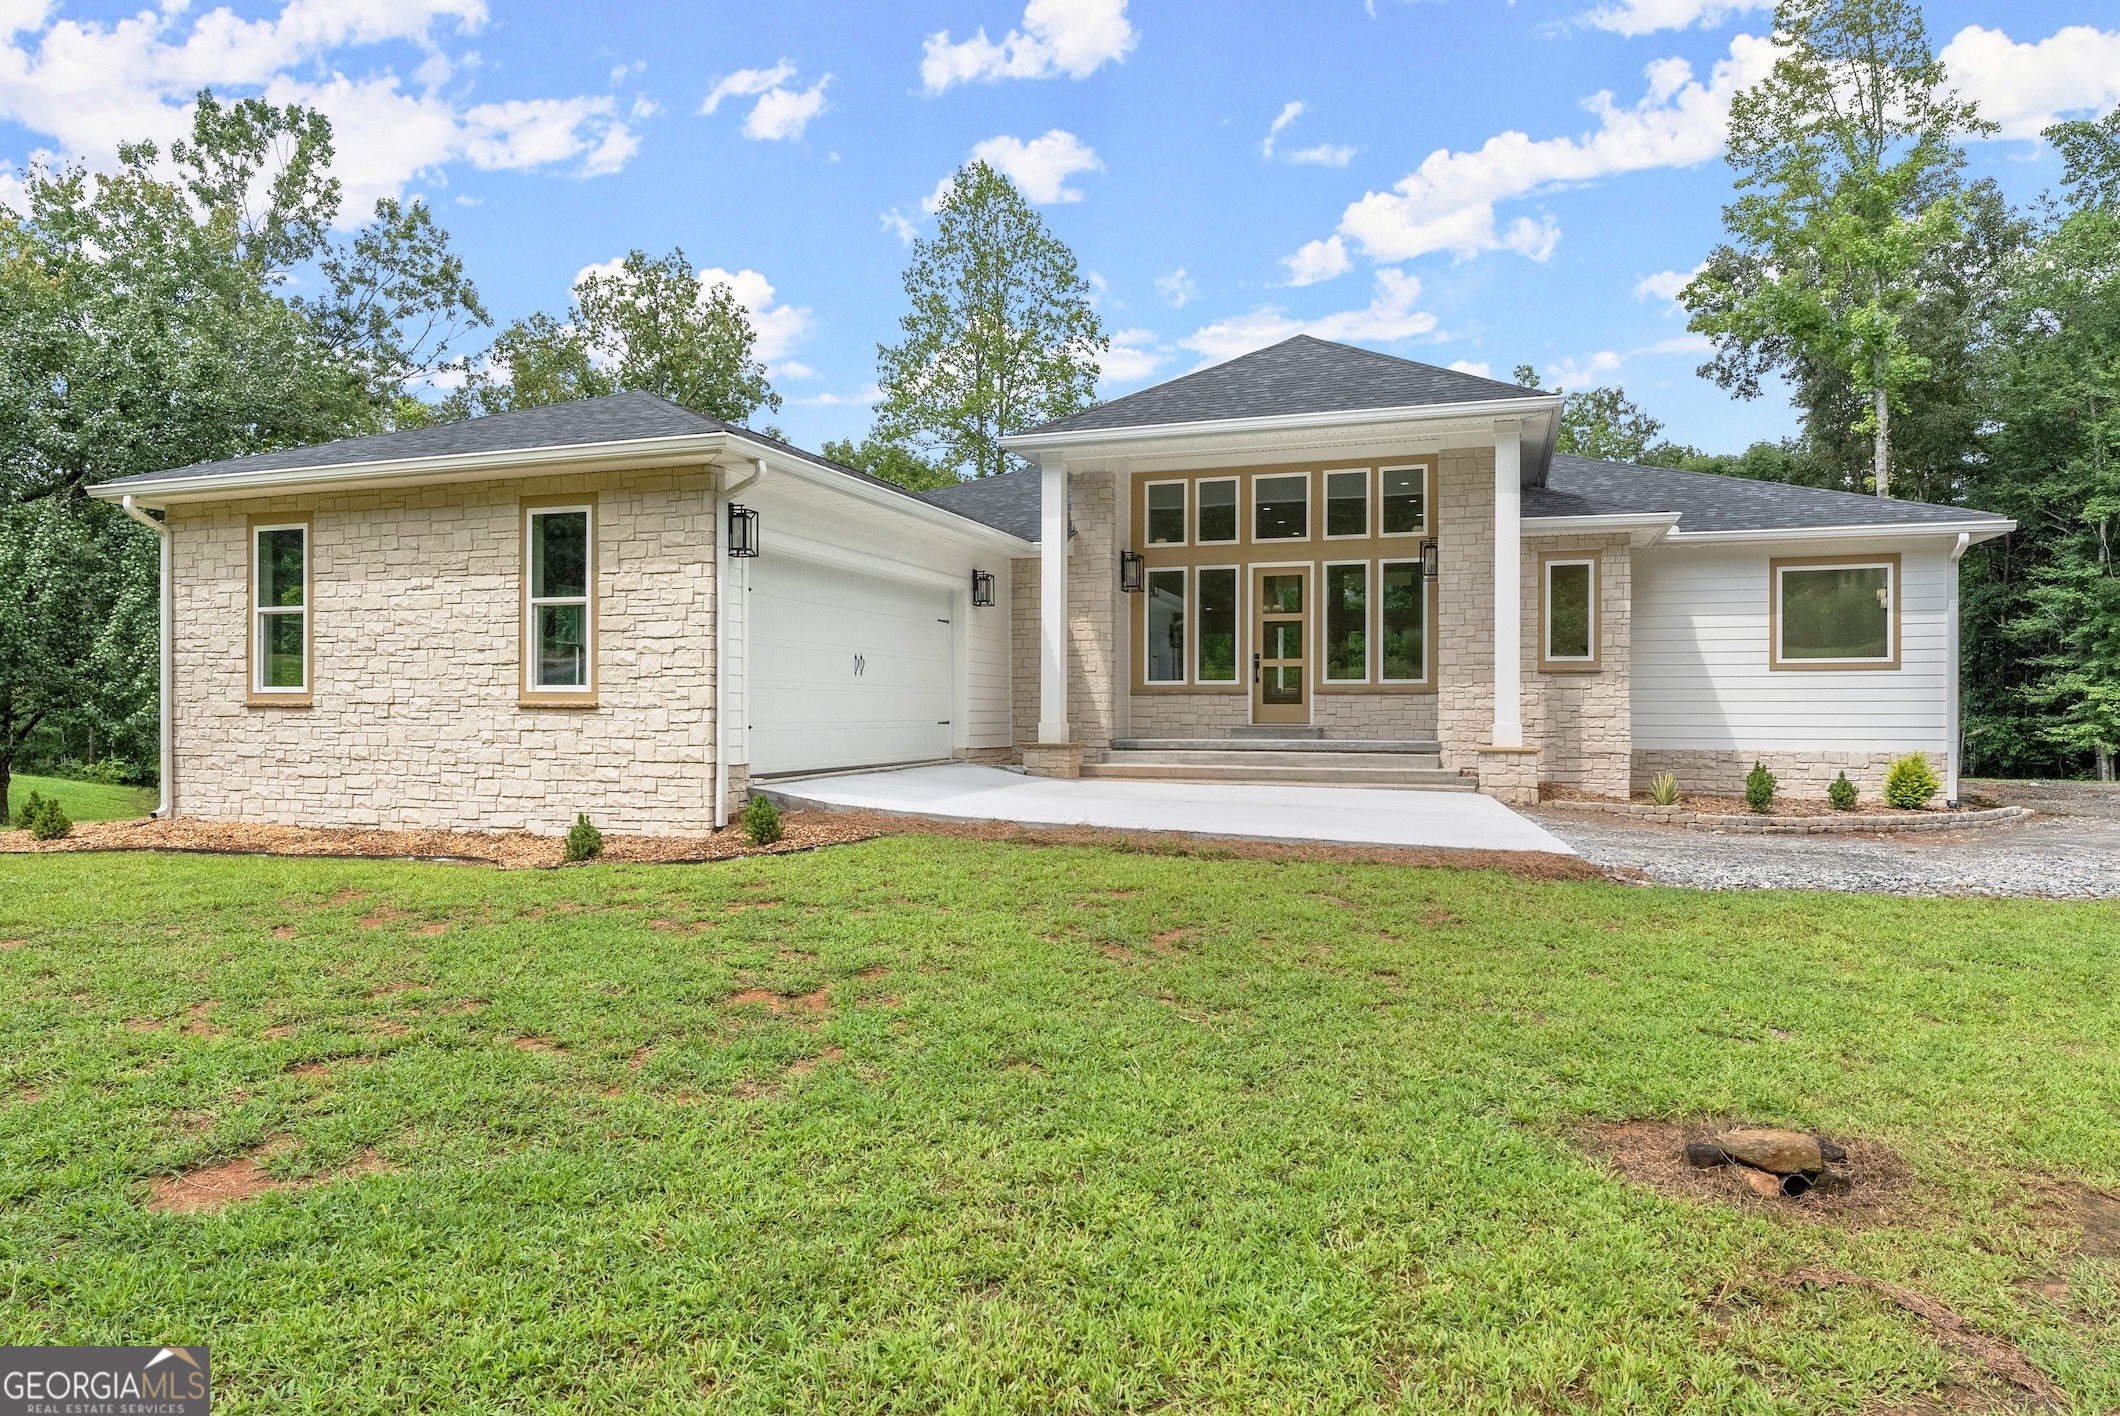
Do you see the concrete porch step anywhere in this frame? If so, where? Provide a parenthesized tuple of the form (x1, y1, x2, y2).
(1082, 760, 1473, 790)
(1229, 725, 1323, 739)
(1105, 749, 1443, 770)
(1111, 737, 1443, 755)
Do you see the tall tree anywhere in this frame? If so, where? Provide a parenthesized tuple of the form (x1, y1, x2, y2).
(1683, 0, 1992, 497)
(820, 437, 958, 492)
(456, 248, 778, 425)
(1515, 366, 1667, 463)
(873, 162, 1106, 478)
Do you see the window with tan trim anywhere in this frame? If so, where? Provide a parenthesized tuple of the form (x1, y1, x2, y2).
(1378, 560, 1426, 683)
(522, 500, 596, 703)
(1144, 481, 1187, 546)
(1540, 554, 1599, 670)
(250, 519, 311, 701)
(1379, 465, 1426, 536)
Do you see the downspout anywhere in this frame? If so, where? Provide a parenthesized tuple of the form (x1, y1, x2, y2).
(119, 496, 174, 819)
(713, 455, 766, 829)
(1946, 531, 1970, 806)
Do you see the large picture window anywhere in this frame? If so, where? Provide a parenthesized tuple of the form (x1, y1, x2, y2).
(1324, 563, 1368, 681)
(1145, 567, 1186, 683)
(1773, 557, 1897, 668)
(1197, 567, 1238, 682)
(1380, 560, 1425, 683)
(1541, 555, 1598, 670)
(525, 503, 594, 698)
(252, 522, 309, 697)
(1253, 474, 1308, 540)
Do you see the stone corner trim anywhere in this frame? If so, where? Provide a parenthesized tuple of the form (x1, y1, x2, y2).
(1474, 742, 1540, 807)
(1019, 743, 1086, 780)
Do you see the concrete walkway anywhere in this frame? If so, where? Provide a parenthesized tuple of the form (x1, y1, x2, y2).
(761, 762, 1576, 856)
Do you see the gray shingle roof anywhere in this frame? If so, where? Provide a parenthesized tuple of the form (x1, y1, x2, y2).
(919, 452, 2006, 542)
(1021, 335, 1547, 437)
(1528, 455, 2004, 533)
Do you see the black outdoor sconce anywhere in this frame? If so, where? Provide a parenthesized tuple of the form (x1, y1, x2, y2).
(970, 568, 996, 607)
(1119, 549, 1145, 593)
(1421, 538, 1440, 580)
(727, 502, 760, 558)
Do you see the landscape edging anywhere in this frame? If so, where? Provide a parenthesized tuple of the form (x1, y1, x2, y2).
(1543, 802, 2033, 834)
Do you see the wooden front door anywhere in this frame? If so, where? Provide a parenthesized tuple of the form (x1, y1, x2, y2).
(1252, 566, 1310, 724)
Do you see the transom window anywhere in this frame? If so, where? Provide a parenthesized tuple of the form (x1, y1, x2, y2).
(1197, 479, 1238, 544)
(1145, 482, 1187, 545)
(1381, 465, 1426, 536)
(1325, 470, 1369, 538)
(1253, 474, 1308, 540)
(1775, 558, 1896, 668)
(527, 505, 593, 693)
(252, 523, 308, 695)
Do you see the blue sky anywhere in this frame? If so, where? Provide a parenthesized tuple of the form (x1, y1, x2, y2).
(1, 0, 2115, 455)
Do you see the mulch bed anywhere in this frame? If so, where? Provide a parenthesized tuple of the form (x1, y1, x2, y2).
(0, 811, 1607, 881)
(1541, 784, 1953, 818)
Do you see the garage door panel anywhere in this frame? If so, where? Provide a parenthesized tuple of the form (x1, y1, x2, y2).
(749, 554, 953, 775)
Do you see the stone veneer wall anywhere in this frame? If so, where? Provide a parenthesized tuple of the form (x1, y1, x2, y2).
(1435, 447, 1498, 775)
(1127, 693, 1439, 739)
(168, 467, 725, 835)
(1009, 554, 1039, 756)
(1006, 472, 1127, 756)
(1522, 534, 1633, 798)
(1631, 749, 1947, 800)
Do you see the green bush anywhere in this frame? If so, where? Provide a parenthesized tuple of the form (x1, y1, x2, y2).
(1744, 762, 1776, 814)
(11, 791, 43, 831)
(14, 792, 72, 840)
(563, 813, 603, 863)
(1649, 771, 1681, 806)
(741, 794, 784, 847)
(1828, 771, 1858, 811)
(1883, 754, 1941, 811)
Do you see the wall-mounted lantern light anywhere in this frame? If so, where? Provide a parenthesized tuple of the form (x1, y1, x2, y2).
(727, 502, 760, 558)
(1420, 538, 1440, 581)
(1119, 549, 1145, 593)
(970, 569, 996, 607)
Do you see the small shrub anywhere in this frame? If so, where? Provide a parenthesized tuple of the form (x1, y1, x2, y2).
(84, 756, 135, 786)
(741, 794, 784, 847)
(26, 795, 71, 840)
(1649, 771, 1681, 807)
(563, 813, 604, 862)
(12, 791, 42, 831)
(1883, 753, 1941, 811)
(1744, 761, 1776, 814)
(1828, 771, 1858, 811)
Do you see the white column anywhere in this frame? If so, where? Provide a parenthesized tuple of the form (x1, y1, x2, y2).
(1491, 421, 1524, 747)
(1038, 456, 1070, 744)
(1946, 531, 1969, 803)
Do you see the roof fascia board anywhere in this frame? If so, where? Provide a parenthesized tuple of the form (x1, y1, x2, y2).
(1523, 512, 1680, 546)
(1662, 518, 2016, 546)
(736, 436, 1035, 554)
(1000, 393, 1565, 454)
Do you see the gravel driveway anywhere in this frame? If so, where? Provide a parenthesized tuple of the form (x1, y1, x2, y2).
(1530, 779, 2120, 899)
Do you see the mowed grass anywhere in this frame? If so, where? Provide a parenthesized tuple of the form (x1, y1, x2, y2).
(2, 772, 158, 826)
(1, 840, 2118, 1413)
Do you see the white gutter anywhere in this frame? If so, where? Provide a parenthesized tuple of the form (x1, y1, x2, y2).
(999, 394, 1564, 452)
(1663, 518, 2015, 546)
(714, 456, 765, 831)
(119, 496, 174, 819)
(1523, 512, 1680, 546)
(1947, 530, 1971, 804)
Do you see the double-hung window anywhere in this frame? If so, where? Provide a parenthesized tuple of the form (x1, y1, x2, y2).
(251, 521, 310, 700)
(1772, 557, 1897, 669)
(525, 503, 595, 700)
(1541, 555, 1599, 670)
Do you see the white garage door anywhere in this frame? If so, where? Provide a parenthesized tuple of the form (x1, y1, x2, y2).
(748, 553, 954, 775)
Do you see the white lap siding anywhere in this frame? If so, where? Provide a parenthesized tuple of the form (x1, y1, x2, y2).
(1630, 537, 1953, 795)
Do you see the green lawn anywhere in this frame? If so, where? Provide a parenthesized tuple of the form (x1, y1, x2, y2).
(2, 771, 158, 826)
(1, 839, 2117, 1413)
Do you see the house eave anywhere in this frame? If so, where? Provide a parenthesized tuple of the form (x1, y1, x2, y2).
(1522, 512, 1680, 546)
(1661, 518, 2016, 546)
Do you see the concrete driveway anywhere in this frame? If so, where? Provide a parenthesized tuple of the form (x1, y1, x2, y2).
(759, 762, 1576, 856)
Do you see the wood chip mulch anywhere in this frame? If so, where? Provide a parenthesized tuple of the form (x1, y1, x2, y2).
(0, 809, 1605, 881)
(1540, 784, 1958, 819)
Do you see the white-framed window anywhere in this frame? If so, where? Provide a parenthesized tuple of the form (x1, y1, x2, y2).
(1252, 472, 1309, 541)
(1195, 565, 1240, 683)
(1145, 566, 1187, 683)
(1144, 480, 1187, 546)
(252, 522, 309, 695)
(1380, 464, 1427, 537)
(526, 504, 594, 693)
(1324, 469, 1370, 539)
(1542, 556, 1598, 668)
(1196, 478, 1239, 544)
(1772, 556, 1898, 669)
(1322, 560, 1369, 681)
(1378, 559, 1426, 683)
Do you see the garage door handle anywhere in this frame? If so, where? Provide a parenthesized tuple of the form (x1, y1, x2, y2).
(1252, 651, 1260, 685)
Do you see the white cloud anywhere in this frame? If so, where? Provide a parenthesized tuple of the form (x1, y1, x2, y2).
(1639, 333, 1711, 355)
(701, 60, 794, 114)
(1179, 268, 1435, 364)
(1282, 235, 1352, 286)
(702, 60, 828, 142)
(921, 0, 1135, 93)
(1546, 350, 1624, 388)
(880, 207, 920, 244)
(1633, 262, 1704, 307)
(1155, 267, 1197, 307)
(925, 129, 1103, 206)
(1581, 0, 1768, 37)
(1328, 36, 1775, 266)
(572, 259, 815, 379)
(1287, 143, 1356, 168)
(792, 385, 882, 407)
(0, 0, 639, 215)
(1448, 359, 1492, 378)
(1940, 24, 2120, 142)
(1261, 100, 1302, 159)
(1100, 328, 1169, 384)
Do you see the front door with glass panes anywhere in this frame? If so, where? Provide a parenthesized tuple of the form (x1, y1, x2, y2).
(1252, 565, 1310, 724)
